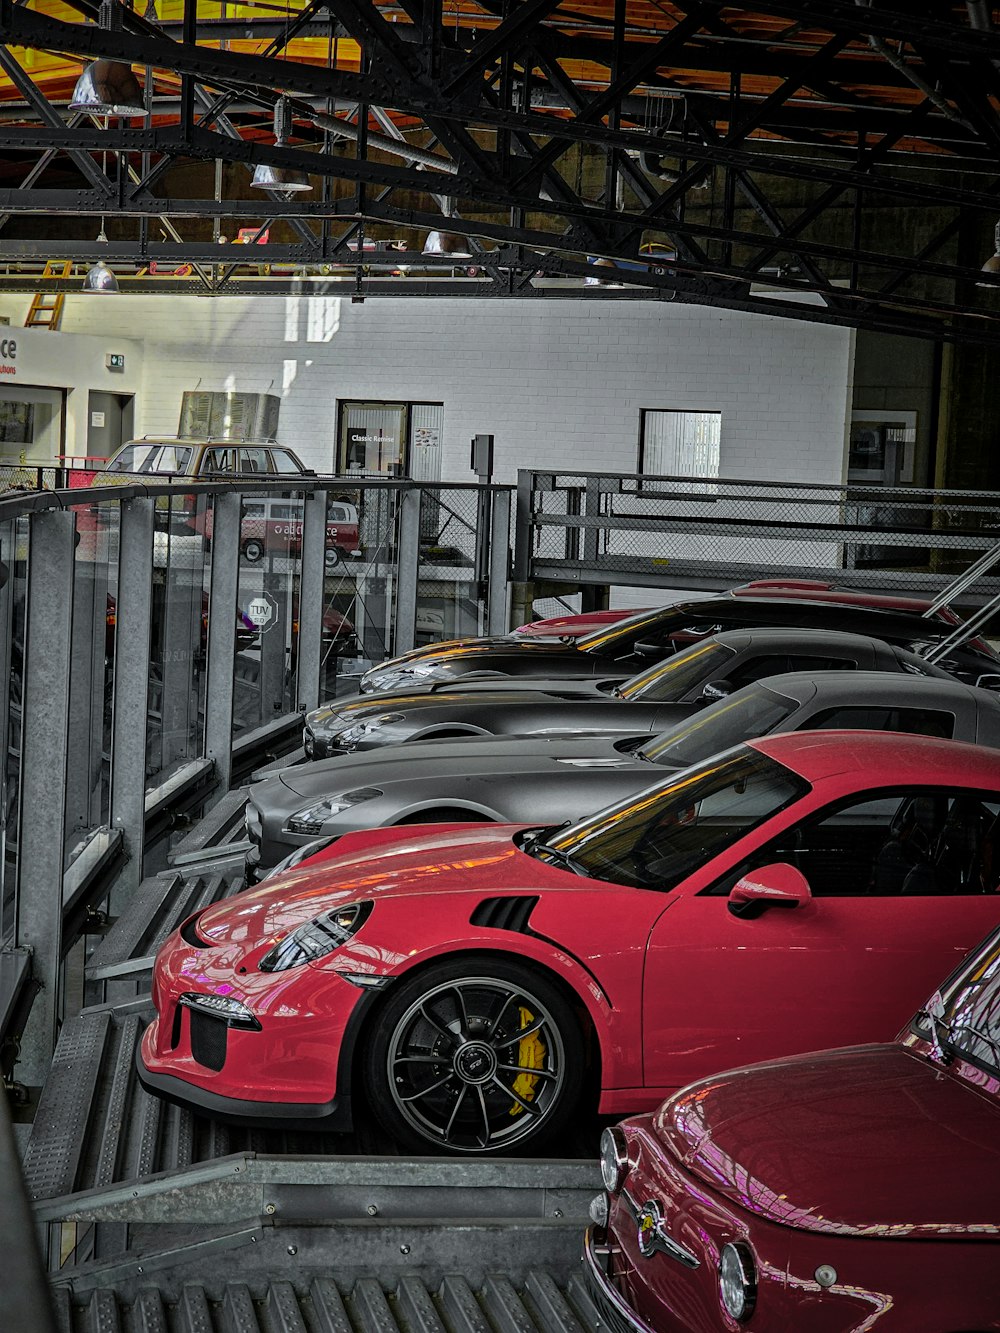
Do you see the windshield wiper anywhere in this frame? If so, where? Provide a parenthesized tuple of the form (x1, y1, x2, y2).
(530, 841, 589, 877)
(944, 1019, 1000, 1070)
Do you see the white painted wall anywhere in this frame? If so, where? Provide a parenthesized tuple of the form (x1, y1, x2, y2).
(0, 321, 143, 460)
(0, 292, 853, 487)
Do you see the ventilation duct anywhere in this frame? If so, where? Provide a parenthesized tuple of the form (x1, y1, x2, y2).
(178, 391, 281, 441)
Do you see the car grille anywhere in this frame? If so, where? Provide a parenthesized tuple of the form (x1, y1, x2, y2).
(189, 1010, 228, 1072)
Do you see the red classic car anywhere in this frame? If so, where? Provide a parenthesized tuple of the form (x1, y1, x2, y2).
(138, 731, 1000, 1154)
(585, 924, 1000, 1331)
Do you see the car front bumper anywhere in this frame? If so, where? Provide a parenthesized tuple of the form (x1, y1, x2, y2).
(583, 1228, 665, 1333)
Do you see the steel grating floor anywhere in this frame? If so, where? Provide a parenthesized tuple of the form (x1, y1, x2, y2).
(51, 1269, 607, 1333)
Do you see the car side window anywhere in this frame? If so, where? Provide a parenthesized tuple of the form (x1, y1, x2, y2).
(329, 505, 348, 522)
(202, 448, 234, 473)
(705, 789, 1000, 897)
(270, 448, 301, 474)
(242, 502, 266, 519)
(727, 653, 858, 690)
(239, 448, 270, 473)
(807, 706, 954, 740)
(270, 503, 300, 521)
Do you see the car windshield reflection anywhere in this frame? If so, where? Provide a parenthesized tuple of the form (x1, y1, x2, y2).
(530, 746, 808, 891)
(638, 688, 797, 766)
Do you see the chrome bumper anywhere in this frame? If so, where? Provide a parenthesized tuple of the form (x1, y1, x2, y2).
(582, 1227, 661, 1333)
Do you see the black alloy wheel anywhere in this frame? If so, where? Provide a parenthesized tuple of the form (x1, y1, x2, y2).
(324, 545, 343, 567)
(363, 957, 584, 1154)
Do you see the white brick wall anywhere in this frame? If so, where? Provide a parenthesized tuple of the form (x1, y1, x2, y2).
(0, 292, 853, 486)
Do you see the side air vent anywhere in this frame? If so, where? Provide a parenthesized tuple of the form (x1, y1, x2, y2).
(180, 915, 211, 948)
(470, 895, 539, 934)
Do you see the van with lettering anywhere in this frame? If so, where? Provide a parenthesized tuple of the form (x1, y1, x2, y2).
(240, 498, 361, 567)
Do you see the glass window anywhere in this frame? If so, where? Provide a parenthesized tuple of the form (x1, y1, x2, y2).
(709, 789, 1000, 898)
(270, 503, 300, 521)
(808, 706, 954, 740)
(620, 641, 737, 702)
(531, 747, 807, 891)
(238, 448, 270, 473)
(639, 688, 797, 768)
(270, 448, 302, 474)
(337, 401, 443, 476)
(107, 443, 193, 474)
(918, 931, 1000, 1079)
(640, 409, 721, 478)
(201, 448, 234, 473)
(725, 654, 859, 690)
(242, 501, 266, 519)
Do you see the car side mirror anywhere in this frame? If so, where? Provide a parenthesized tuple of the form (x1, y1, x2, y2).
(728, 862, 812, 918)
(976, 673, 1000, 692)
(701, 678, 733, 703)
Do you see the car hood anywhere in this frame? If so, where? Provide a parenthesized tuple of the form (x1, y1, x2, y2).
(653, 1044, 1000, 1239)
(273, 735, 646, 799)
(377, 637, 591, 666)
(194, 823, 616, 945)
(310, 683, 618, 722)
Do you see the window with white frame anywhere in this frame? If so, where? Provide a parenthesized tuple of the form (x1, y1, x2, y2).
(639, 409, 721, 479)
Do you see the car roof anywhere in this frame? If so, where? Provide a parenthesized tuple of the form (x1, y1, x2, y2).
(708, 627, 894, 653)
(749, 729, 1000, 785)
(754, 670, 991, 708)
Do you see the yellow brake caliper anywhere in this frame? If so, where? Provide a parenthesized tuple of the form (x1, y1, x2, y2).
(510, 1005, 545, 1116)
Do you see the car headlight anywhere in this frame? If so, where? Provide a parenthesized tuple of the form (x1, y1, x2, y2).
(336, 713, 404, 747)
(286, 787, 383, 834)
(262, 836, 336, 881)
(259, 901, 372, 971)
(719, 1242, 757, 1322)
(364, 663, 446, 692)
(599, 1125, 629, 1193)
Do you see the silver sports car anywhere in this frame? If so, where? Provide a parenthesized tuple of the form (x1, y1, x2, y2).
(304, 626, 950, 758)
(246, 670, 1000, 879)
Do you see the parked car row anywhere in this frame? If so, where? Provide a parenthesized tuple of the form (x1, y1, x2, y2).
(138, 582, 1000, 1329)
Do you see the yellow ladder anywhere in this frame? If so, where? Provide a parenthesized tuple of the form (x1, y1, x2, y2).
(25, 260, 72, 329)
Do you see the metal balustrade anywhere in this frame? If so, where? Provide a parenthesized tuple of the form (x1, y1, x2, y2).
(514, 469, 1000, 596)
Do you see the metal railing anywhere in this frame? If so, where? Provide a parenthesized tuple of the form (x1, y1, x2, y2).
(0, 473, 512, 1099)
(514, 469, 1000, 596)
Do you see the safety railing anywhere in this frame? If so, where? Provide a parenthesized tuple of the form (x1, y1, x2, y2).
(0, 473, 512, 1105)
(514, 470, 1000, 595)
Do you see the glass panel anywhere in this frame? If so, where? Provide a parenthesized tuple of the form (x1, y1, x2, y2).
(0, 516, 24, 939)
(641, 409, 721, 477)
(340, 403, 407, 475)
(416, 485, 486, 644)
(0, 386, 63, 465)
(63, 500, 118, 867)
(146, 500, 213, 785)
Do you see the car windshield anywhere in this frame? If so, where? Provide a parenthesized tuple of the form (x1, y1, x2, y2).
(530, 746, 807, 890)
(917, 927, 1000, 1081)
(576, 605, 706, 656)
(637, 687, 797, 767)
(618, 641, 737, 702)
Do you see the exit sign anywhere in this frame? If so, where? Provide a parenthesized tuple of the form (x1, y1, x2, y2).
(106, 353, 125, 371)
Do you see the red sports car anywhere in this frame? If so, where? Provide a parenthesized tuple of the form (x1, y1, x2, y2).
(138, 731, 1000, 1154)
(585, 924, 1000, 1331)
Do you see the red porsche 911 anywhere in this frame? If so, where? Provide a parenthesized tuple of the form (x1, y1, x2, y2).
(138, 731, 1000, 1154)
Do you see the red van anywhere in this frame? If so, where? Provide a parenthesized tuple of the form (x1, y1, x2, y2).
(240, 498, 361, 566)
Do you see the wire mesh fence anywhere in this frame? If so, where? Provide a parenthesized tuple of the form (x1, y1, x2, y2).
(517, 470, 1000, 593)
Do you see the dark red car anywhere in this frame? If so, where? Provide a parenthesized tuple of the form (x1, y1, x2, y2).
(586, 923, 1000, 1331)
(139, 731, 1000, 1155)
(513, 580, 992, 656)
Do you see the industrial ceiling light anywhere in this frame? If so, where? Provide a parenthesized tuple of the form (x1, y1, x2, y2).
(979, 221, 1000, 286)
(251, 99, 313, 193)
(82, 225, 119, 293)
(68, 1, 147, 116)
(422, 229, 474, 259)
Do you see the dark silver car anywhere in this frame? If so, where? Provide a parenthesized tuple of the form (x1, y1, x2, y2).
(247, 670, 1000, 880)
(305, 627, 948, 758)
(360, 594, 1000, 693)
